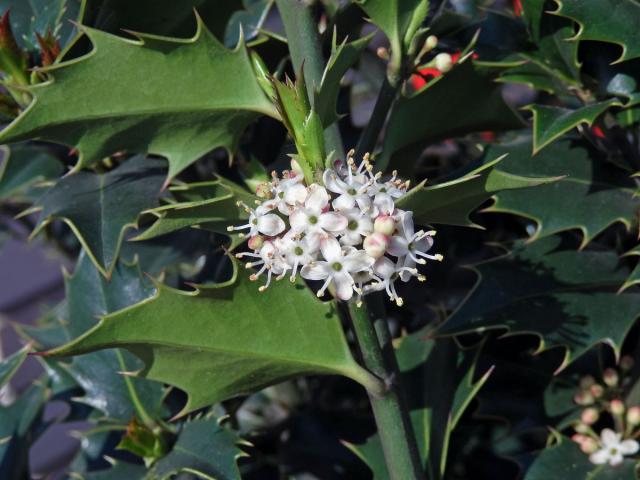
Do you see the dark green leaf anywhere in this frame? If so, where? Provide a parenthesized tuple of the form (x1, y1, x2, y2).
(380, 61, 524, 172)
(32, 155, 165, 276)
(0, 143, 64, 201)
(151, 417, 245, 480)
(0, 18, 278, 178)
(45, 261, 374, 416)
(80, 461, 147, 480)
(524, 434, 637, 479)
(396, 157, 558, 227)
(487, 138, 640, 246)
(552, 0, 640, 63)
(527, 100, 620, 153)
(0, 345, 28, 388)
(439, 236, 640, 369)
(621, 245, 640, 292)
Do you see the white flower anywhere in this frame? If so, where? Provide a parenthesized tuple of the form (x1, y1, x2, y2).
(388, 211, 441, 281)
(289, 184, 347, 238)
(589, 429, 639, 466)
(271, 170, 308, 215)
(323, 168, 371, 212)
(301, 236, 373, 300)
(339, 208, 373, 246)
(236, 241, 286, 291)
(275, 231, 319, 282)
(228, 201, 285, 237)
(366, 170, 408, 217)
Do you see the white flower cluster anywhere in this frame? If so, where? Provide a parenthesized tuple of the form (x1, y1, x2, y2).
(228, 151, 442, 305)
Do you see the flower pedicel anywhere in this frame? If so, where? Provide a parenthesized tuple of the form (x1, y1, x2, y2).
(229, 151, 442, 305)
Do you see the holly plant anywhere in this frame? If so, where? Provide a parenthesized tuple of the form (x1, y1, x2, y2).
(2, 0, 640, 479)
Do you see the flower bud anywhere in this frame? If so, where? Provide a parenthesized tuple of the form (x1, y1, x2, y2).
(620, 355, 634, 371)
(374, 215, 396, 236)
(610, 399, 625, 415)
(580, 437, 599, 454)
(434, 53, 453, 73)
(425, 35, 438, 51)
(603, 368, 618, 387)
(255, 182, 271, 199)
(376, 47, 389, 61)
(363, 232, 389, 259)
(627, 406, 640, 426)
(574, 391, 594, 406)
(590, 384, 604, 398)
(248, 235, 264, 251)
(580, 375, 595, 390)
(290, 158, 304, 176)
(581, 408, 599, 425)
(574, 422, 590, 434)
(571, 433, 588, 445)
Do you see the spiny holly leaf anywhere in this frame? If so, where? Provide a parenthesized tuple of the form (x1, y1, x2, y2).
(0, 17, 278, 179)
(44, 260, 374, 417)
(524, 434, 637, 479)
(134, 177, 255, 249)
(0, 0, 81, 51)
(527, 100, 621, 153)
(151, 417, 246, 480)
(0, 382, 48, 478)
(395, 157, 558, 228)
(315, 31, 373, 127)
(224, 0, 273, 48)
(439, 236, 640, 370)
(348, 336, 491, 480)
(30, 155, 165, 277)
(0, 344, 28, 388)
(0, 143, 64, 201)
(380, 60, 524, 172)
(621, 245, 640, 292)
(26, 253, 165, 423)
(551, 0, 640, 63)
(355, 0, 429, 61)
(486, 138, 640, 247)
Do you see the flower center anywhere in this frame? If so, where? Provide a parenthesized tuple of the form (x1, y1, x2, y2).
(332, 262, 343, 271)
(252, 219, 258, 225)
(348, 188, 357, 195)
(309, 215, 318, 225)
(380, 187, 387, 193)
(348, 220, 358, 231)
(610, 448, 618, 455)
(278, 191, 285, 199)
(294, 246, 304, 256)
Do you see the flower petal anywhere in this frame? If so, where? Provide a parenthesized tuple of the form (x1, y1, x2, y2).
(387, 236, 409, 256)
(284, 183, 308, 205)
(374, 192, 395, 215)
(301, 262, 331, 281)
(289, 209, 309, 232)
(399, 210, 415, 237)
(333, 271, 354, 300)
(319, 212, 348, 232)
(333, 193, 356, 211)
(320, 236, 343, 263)
(589, 449, 609, 465)
(609, 452, 624, 466)
(323, 169, 348, 194)
(306, 184, 329, 212)
(601, 429, 620, 448)
(620, 439, 639, 455)
(257, 214, 285, 236)
(343, 250, 374, 273)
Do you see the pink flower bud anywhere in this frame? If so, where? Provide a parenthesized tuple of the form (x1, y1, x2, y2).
(581, 408, 599, 425)
(248, 235, 264, 251)
(590, 384, 604, 398)
(363, 232, 389, 259)
(374, 215, 396, 236)
(579, 375, 595, 389)
(620, 355, 634, 371)
(580, 437, 598, 454)
(610, 399, 625, 415)
(627, 406, 640, 426)
(603, 368, 619, 387)
(574, 391, 594, 406)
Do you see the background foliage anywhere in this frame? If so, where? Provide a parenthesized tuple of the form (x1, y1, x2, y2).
(1, 0, 640, 478)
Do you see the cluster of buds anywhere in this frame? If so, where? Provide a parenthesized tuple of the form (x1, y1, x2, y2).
(570, 356, 640, 466)
(229, 151, 442, 305)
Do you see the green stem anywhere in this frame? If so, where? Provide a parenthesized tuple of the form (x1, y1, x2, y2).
(275, 0, 344, 159)
(355, 76, 400, 161)
(347, 301, 424, 480)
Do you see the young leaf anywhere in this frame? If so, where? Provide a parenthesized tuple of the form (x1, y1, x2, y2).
(524, 434, 637, 479)
(527, 100, 620, 153)
(0, 16, 278, 179)
(314, 31, 373, 127)
(380, 61, 524, 171)
(551, 0, 640, 63)
(486, 138, 640, 247)
(395, 157, 558, 228)
(348, 336, 491, 480)
(0, 143, 64, 201)
(30, 155, 165, 277)
(43, 261, 375, 417)
(439, 236, 640, 370)
(150, 417, 245, 480)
